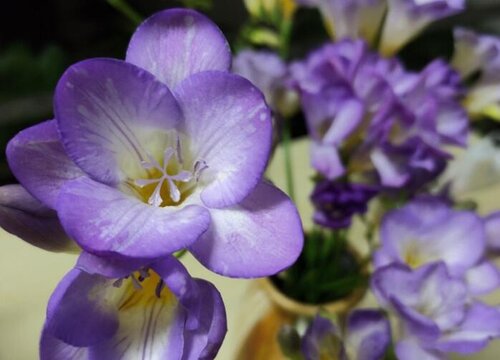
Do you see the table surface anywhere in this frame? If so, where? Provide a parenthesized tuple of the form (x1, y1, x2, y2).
(1, 138, 499, 359)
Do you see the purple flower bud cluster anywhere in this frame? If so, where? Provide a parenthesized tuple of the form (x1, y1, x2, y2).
(311, 181, 377, 229)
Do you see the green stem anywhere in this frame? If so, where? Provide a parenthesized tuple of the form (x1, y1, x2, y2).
(107, 0, 143, 26)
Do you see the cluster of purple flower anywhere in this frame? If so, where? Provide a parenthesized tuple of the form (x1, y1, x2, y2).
(0, 9, 304, 359)
(288, 39, 466, 229)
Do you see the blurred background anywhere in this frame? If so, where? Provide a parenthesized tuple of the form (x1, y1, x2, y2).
(1, 0, 500, 185)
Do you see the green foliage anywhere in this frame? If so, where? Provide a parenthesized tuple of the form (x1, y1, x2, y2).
(272, 229, 368, 304)
(179, 0, 213, 11)
(0, 44, 67, 101)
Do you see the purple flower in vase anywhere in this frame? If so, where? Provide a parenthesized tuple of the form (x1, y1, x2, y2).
(41, 254, 226, 359)
(310, 180, 378, 229)
(372, 263, 500, 358)
(6, 9, 303, 278)
(296, 0, 387, 45)
(301, 310, 391, 360)
(290, 40, 467, 191)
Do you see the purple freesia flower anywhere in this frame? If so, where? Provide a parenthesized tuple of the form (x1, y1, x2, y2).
(291, 39, 467, 190)
(301, 310, 391, 360)
(6, 9, 303, 278)
(372, 263, 500, 358)
(373, 197, 485, 277)
(40, 254, 226, 359)
(310, 180, 378, 229)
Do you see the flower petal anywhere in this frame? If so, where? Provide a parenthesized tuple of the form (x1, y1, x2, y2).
(434, 302, 500, 354)
(57, 177, 210, 259)
(126, 8, 231, 89)
(55, 58, 181, 185)
(311, 142, 345, 180)
(6, 120, 84, 209)
(465, 261, 500, 296)
(175, 71, 272, 208)
(484, 211, 500, 251)
(345, 310, 391, 360)
(40, 330, 89, 360)
(190, 180, 303, 278)
(45, 269, 119, 347)
(0, 184, 75, 252)
(89, 257, 226, 359)
(154, 257, 227, 359)
(395, 339, 444, 360)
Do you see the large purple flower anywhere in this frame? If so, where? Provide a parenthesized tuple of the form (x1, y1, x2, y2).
(6, 9, 303, 278)
(301, 310, 391, 360)
(372, 263, 500, 358)
(40, 254, 226, 359)
(290, 39, 467, 190)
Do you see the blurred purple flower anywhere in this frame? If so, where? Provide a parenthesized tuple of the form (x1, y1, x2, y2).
(372, 263, 500, 358)
(373, 197, 485, 277)
(302, 310, 391, 360)
(291, 39, 467, 190)
(6, 9, 303, 278)
(452, 28, 500, 120)
(233, 50, 297, 117)
(296, 0, 386, 45)
(41, 254, 226, 360)
(297, 0, 464, 54)
(452, 28, 500, 79)
(380, 0, 465, 55)
(311, 181, 378, 229)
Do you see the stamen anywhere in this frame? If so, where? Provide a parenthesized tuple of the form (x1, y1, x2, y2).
(155, 279, 165, 298)
(176, 133, 184, 165)
(133, 137, 207, 206)
(193, 160, 209, 182)
(113, 278, 124, 288)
